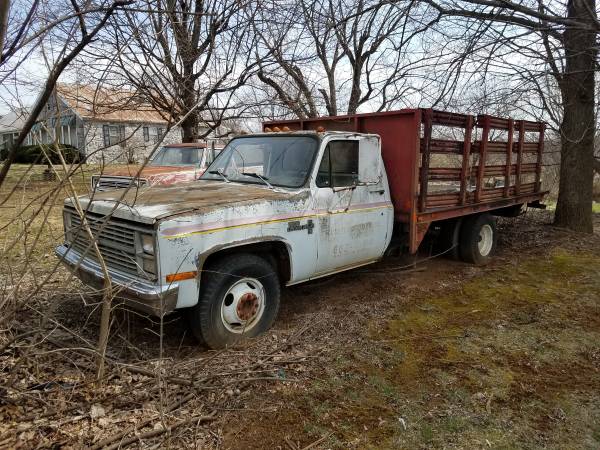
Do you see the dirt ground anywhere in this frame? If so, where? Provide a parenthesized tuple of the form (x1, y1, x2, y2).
(0, 165, 599, 449)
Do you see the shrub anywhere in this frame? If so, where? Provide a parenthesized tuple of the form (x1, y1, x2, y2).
(0, 144, 81, 164)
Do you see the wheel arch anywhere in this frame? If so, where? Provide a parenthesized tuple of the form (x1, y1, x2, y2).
(198, 237, 293, 285)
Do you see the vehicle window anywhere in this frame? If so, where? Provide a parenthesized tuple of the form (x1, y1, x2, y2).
(150, 147, 202, 166)
(201, 136, 318, 188)
(204, 147, 221, 166)
(317, 140, 358, 188)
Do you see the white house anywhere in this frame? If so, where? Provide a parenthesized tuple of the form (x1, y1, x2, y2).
(30, 84, 183, 163)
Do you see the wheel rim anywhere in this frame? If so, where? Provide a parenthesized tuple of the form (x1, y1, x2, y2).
(478, 224, 494, 256)
(220, 277, 266, 334)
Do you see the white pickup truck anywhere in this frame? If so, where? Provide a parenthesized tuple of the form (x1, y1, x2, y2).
(56, 109, 547, 348)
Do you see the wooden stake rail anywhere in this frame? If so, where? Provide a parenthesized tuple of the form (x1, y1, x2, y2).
(419, 109, 546, 213)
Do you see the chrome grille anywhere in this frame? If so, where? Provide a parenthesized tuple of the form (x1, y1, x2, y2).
(65, 208, 156, 280)
(92, 176, 146, 191)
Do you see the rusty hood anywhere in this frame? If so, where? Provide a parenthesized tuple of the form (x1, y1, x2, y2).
(70, 181, 304, 224)
(101, 165, 194, 177)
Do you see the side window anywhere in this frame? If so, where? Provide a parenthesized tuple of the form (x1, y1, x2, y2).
(316, 141, 359, 188)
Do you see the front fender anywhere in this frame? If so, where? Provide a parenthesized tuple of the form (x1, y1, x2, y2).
(197, 236, 294, 279)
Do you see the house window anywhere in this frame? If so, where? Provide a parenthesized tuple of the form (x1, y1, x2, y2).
(316, 140, 359, 188)
(102, 124, 125, 147)
(155, 127, 164, 143)
(61, 125, 71, 145)
(143, 126, 149, 142)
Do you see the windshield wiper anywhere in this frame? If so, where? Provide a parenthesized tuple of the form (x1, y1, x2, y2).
(242, 172, 273, 189)
(208, 170, 229, 183)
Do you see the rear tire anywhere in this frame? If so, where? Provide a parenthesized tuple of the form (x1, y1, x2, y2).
(438, 219, 462, 260)
(188, 253, 280, 349)
(459, 214, 497, 265)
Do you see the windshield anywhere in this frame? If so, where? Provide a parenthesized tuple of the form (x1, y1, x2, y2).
(200, 135, 318, 188)
(150, 146, 203, 166)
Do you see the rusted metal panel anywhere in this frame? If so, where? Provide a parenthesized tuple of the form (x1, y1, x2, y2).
(416, 191, 547, 223)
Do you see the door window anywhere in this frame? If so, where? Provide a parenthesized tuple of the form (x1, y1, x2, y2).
(316, 140, 359, 188)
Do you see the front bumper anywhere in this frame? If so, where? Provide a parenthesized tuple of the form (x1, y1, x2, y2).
(55, 244, 178, 316)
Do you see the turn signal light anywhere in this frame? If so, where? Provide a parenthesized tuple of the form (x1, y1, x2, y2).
(166, 271, 198, 283)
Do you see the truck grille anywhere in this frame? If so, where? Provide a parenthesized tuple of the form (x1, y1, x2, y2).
(65, 208, 156, 280)
(92, 176, 147, 191)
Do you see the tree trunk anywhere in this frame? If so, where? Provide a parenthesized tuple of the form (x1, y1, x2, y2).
(554, 0, 596, 233)
(0, 0, 9, 57)
(181, 112, 197, 143)
(180, 64, 198, 143)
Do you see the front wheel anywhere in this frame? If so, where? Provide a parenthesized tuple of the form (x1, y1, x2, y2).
(188, 253, 280, 349)
(459, 213, 497, 265)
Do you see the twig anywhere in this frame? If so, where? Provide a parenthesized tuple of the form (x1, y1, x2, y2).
(285, 437, 298, 450)
(91, 392, 199, 450)
(301, 433, 332, 450)
(102, 412, 216, 450)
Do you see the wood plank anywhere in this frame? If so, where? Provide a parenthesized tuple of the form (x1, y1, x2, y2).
(516, 120, 525, 195)
(504, 119, 514, 197)
(460, 115, 474, 205)
(419, 109, 433, 212)
(474, 115, 490, 202)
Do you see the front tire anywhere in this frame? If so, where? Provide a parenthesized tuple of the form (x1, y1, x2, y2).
(188, 253, 280, 349)
(459, 213, 497, 265)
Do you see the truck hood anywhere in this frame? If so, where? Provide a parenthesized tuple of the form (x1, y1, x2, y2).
(69, 180, 304, 223)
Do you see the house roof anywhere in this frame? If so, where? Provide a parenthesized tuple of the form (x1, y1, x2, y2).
(56, 84, 171, 125)
(0, 108, 30, 133)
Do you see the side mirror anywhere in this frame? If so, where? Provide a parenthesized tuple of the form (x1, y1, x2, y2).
(358, 135, 381, 184)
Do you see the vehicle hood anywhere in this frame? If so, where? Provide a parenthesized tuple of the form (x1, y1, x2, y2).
(69, 180, 305, 223)
(100, 165, 194, 177)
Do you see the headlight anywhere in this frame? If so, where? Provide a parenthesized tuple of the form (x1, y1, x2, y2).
(141, 233, 155, 255)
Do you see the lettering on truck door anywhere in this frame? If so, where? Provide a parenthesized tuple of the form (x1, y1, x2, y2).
(313, 136, 392, 275)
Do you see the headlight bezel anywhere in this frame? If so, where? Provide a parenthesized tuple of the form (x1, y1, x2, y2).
(136, 232, 157, 278)
(140, 233, 155, 255)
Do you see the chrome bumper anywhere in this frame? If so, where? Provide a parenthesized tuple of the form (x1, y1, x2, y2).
(55, 244, 178, 316)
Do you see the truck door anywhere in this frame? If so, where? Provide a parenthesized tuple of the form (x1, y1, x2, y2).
(313, 135, 392, 276)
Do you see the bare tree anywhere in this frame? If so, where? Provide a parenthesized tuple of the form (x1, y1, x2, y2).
(0, 0, 132, 187)
(88, 0, 257, 143)
(419, 0, 598, 232)
(252, 0, 438, 119)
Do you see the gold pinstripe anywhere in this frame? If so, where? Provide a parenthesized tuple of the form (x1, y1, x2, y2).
(164, 204, 393, 239)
